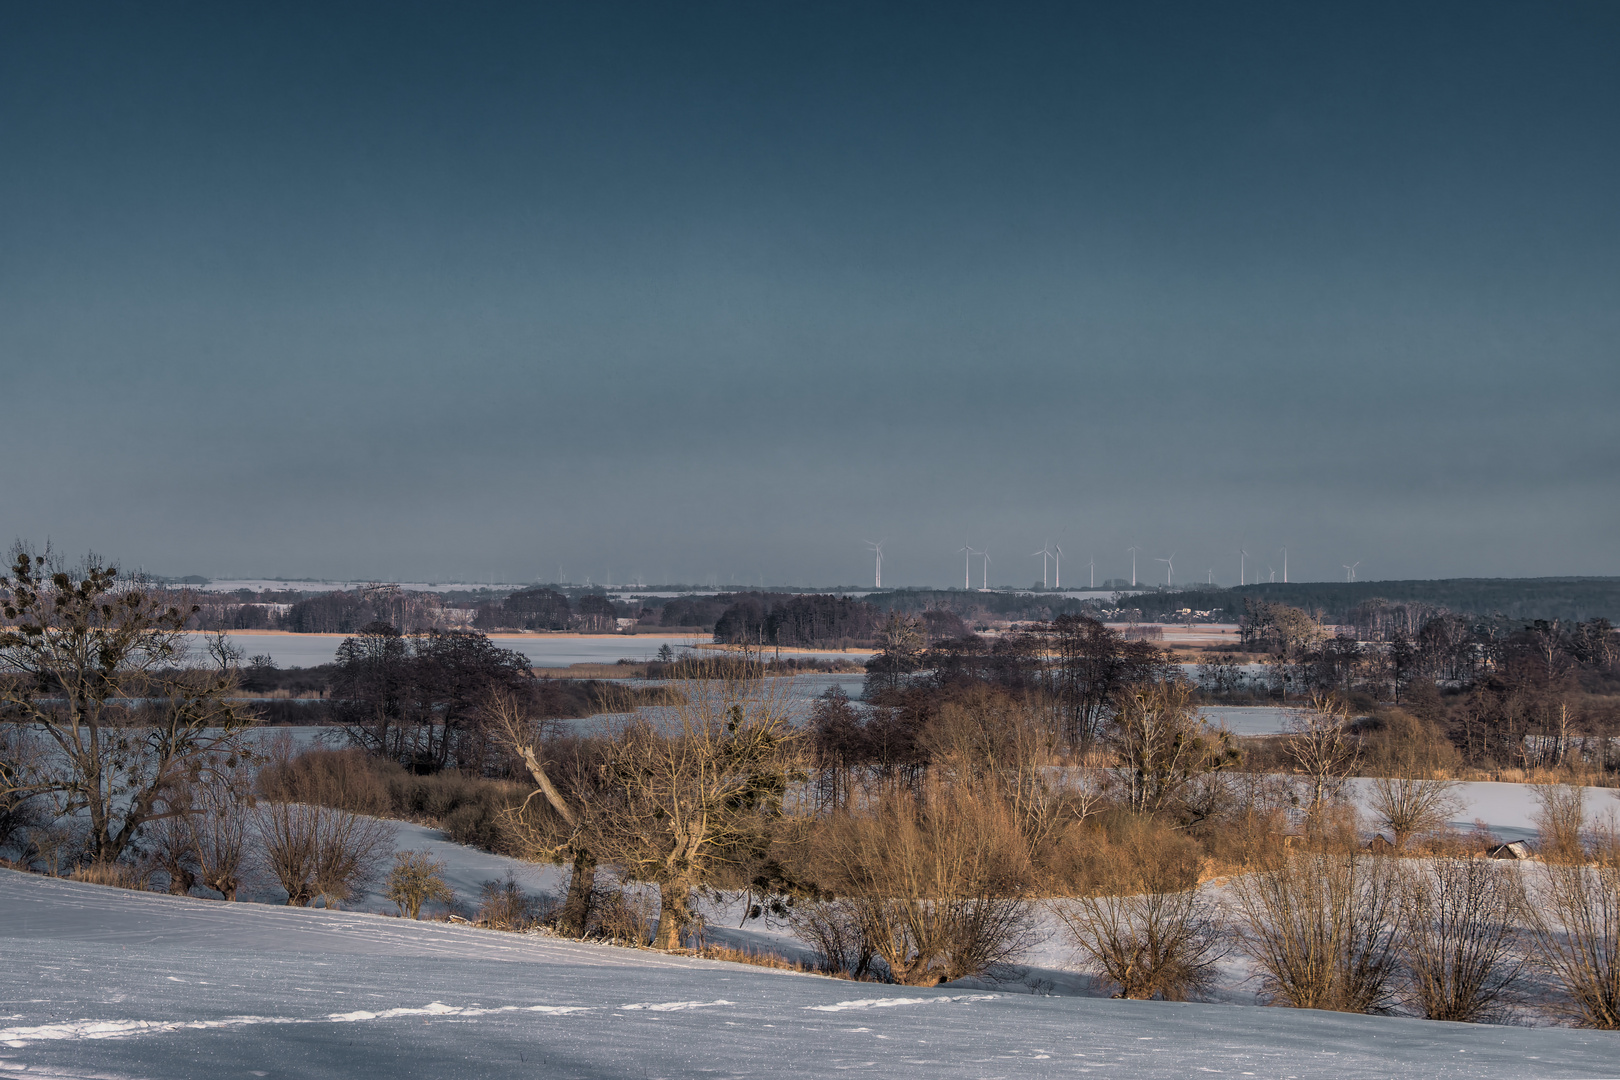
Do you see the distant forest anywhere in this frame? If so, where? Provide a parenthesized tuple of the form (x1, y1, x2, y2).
(181, 577, 1620, 637)
(1113, 578, 1620, 625)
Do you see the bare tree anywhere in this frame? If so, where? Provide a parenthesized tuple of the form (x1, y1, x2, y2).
(921, 687, 1064, 853)
(0, 550, 252, 863)
(1398, 858, 1525, 1022)
(593, 660, 799, 950)
(1367, 777, 1460, 850)
(1531, 783, 1587, 863)
(1106, 680, 1238, 817)
(192, 762, 255, 901)
(486, 688, 600, 937)
(146, 797, 201, 895)
(1284, 694, 1360, 823)
(1232, 851, 1403, 1012)
(1525, 860, 1620, 1029)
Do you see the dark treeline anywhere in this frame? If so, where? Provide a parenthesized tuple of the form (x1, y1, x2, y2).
(710, 593, 967, 649)
(1125, 578, 1620, 625)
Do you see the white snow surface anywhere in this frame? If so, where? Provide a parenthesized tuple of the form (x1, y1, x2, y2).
(2, 869, 1616, 1079)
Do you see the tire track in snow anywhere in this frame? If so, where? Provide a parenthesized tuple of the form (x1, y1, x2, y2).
(0, 1001, 592, 1047)
(805, 995, 999, 1012)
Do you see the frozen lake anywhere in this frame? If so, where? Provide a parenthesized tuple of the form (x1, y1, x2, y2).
(1201, 705, 1293, 735)
(189, 632, 872, 669)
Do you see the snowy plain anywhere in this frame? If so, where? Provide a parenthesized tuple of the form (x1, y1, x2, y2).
(5, 867, 1619, 1080)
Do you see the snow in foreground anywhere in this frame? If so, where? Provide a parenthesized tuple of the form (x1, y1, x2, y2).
(1, 871, 1615, 1079)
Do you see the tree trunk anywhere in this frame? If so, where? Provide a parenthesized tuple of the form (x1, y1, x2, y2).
(557, 849, 597, 938)
(655, 880, 692, 951)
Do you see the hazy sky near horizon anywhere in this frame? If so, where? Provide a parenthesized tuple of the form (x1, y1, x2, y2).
(3, 2, 1617, 588)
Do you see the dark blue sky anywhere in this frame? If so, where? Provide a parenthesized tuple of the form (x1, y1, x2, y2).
(3, 2, 1616, 586)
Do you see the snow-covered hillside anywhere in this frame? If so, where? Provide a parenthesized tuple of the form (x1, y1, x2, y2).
(1, 869, 1615, 1079)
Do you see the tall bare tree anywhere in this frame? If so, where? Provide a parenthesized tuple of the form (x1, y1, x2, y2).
(1367, 776, 1460, 850)
(0, 550, 252, 863)
(1106, 680, 1237, 817)
(487, 688, 604, 937)
(594, 660, 799, 950)
(1284, 694, 1360, 823)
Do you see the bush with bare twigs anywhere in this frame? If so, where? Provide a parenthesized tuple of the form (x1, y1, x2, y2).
(1053, 816, 1226, 1000)
(254, 799, 395, 908)
(1397, 858, 1526, 1022)
(1532, 783, 1587, 864)
(785, 898, 877, 979)
(476, 872, 548, 930)
(1525, 853, 1620, 1028)
(591, 886, 659, 945)
(1231, 850, 1403, 1013)
(386, 850, 456, 919)
(818, 787, 1036, 986)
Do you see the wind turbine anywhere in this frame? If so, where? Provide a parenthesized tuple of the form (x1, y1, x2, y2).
(1207, 568, 1213, 584)
(1126, 544, 1141, 587)
(1052, 544, 1063, 589)
(959, 542, 973, 590)
(1238, 548, 1249, 587)
(1268, 565, 1275, 583)
(1087, 556, 1095, 589)
(1030, 545, 1051, 589)
(1279, 546, 1288, 584)
(864, 540, 885, 588)
(980, 549, 992, 590)
(1342, 561, 1361, 582)
(1155, 552, 1175, 587)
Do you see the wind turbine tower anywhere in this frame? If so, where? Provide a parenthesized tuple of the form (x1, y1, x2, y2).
(1031, 546, 1051, 589)
(1281, 546, 1288, 584)
(1053, 544, 1063, 589)
(1155, 552, 1175, 587)
(1343, 561, 1361, 582)
(864, 540, 885, 589)
(1127, 544, 1141, 588)
(959, 542, 973, 590)
(1088, 556, 1095, 589)
(1239, 548, 1249, 587)
(980, 549, 992, 590)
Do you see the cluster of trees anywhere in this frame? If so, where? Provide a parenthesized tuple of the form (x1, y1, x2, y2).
(473, 588, 624, 632)
(863, 613, 1173, 748)
(710, 594, 965, 649)
(1220, 600, 1620, 774)
(327, 623, 537, 772)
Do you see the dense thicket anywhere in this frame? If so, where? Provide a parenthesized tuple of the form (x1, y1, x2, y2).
(713, 593, 891, 648)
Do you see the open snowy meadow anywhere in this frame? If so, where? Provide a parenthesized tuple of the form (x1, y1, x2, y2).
(3, 861, 1617, 1080)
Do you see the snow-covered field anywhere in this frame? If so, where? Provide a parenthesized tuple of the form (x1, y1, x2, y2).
(4, 868, 1617, 1080)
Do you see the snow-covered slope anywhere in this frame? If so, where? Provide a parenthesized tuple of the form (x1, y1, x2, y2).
(1, 869, 1614, 1079)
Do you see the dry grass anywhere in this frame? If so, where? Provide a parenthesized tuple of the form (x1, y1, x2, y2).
(530, 663, 647, 678)
(691, 944, 808, 972)
(67, 861, 152, 891)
